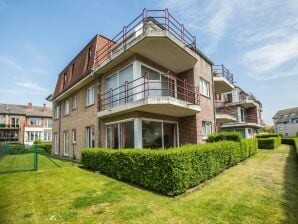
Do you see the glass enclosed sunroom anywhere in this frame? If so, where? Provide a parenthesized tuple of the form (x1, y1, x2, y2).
(106, 118, 178, 149)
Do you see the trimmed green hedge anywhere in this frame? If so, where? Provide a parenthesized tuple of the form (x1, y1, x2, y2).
(282, 138, 298, 155)
(207, 132, 242, 142)
(256, 133, 282, 138)
(82, 139, 257, 196)
(257, 137, 281, 149)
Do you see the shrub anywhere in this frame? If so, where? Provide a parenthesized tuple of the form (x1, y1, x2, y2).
(257, 137, 281, 149)
(82, 139, 257, 196)
(282, 138, 298, 155)
(207, 132, 243, 143)
(256, 133, 282, 138)
(37, 143, 52, 154)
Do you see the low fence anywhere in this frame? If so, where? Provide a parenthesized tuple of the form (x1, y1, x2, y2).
(0, 144, 38, 173)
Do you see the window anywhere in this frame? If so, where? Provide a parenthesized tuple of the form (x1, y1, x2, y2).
(44, 130, 52, 141)
(142, 120, 178, 149)
(44, 119, 52, 128)
(86, 126, 95, 148)
(202, 121, 212, 138)
(239, 108, 245, 122)
(106, 120, 134, 149)
(72, 129, 76, 144)
(26, 131, 42, 142)
(0, 116, 4, 127)
(71, 63, 75, 77)
(11, 117, 20, 128)
(73, 96, 77, 110)
(54, 133, 59, 155)
(86, 86, 94, 106)
(106, 64, 133, 108)
(142, 65, 176, 98)
(63, 131, 69, 156)
(64, 99, 70, 115)
(55, 105, 60, 119)
(28, 118, 41, 126)
(200, 78, 210, 97)
(63, 72, 67, 88)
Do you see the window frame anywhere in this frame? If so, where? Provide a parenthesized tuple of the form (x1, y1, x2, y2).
(63, 131, 69, 156)
(86, 86, 95, 107)
(64, 99, 70, 115)
(202, 121, 212, 138)
(72, 129, 76, 144)
(200, 78, 210, 97)
(72, 96, 77, 110)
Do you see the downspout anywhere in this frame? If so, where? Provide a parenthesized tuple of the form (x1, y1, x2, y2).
(58, 102, 61, 156)
(97, 76, 102, 147)
(211, 65, 216, 133)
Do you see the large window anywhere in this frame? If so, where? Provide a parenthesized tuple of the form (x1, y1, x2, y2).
(202, 121, 212, 138)
(28, 118, 41, 126)
(44, 119, 52, 128)
(11, 117, 20, 128)
(54, 133, 59, 155)
(106, 120, 134, 149)
(0, 116, 4, 127)
(200, 78, 210, 97)
(63, 131, 69, 156)
(86, 126, 95, 148)
(64, 99, 70, 115)
(142, 120, 178, 149)
(26, 131, 42, 142)
(141, 65, 175, 98)
(106, 64, 133, 108)
(44, 130, 52, 141)
(86, 86, 94, 106)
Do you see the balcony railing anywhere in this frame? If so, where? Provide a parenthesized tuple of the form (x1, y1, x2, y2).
(213, 64, 233, 84)
(94, 9, 197, 66)
(216, 107, 236, 118)
(221, 115, 260, 125)
(98, 72, 199, 111)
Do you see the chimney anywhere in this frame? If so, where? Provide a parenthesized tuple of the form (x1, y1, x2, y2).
(27, 102, 32, 109)
(43, 103, 46, 111)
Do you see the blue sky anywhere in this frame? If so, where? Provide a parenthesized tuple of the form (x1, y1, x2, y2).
(0, 0, 297, 124)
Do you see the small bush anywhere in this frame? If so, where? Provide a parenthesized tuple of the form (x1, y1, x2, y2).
(37, 143, 52, 154)
(82, 139, 257, 196)
(257, 137, 281, 149)
(207, 132, 243, 143)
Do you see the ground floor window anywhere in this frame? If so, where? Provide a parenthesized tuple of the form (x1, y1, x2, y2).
(105, 118, 178, 149)
(44, 130, 52, 141)
(63, 131, 69, 156)
(54, 133, 59, 155)
(26, 131, 42, 142)
(202, 121, 212, 138)
(142, 119, 178, 149)
(106, 120, 134, 149)
(86, 126, 95, 148)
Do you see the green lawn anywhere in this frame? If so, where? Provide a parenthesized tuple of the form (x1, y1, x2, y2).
(0, 145, 297, 224)
(0, 154, 76, 173)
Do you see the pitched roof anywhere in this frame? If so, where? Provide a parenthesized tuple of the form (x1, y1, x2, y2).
(0, 103, 52, 117)
(273, 107, 298, 123)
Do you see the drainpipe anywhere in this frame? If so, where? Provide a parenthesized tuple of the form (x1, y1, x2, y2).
(211, 65, 216, 132)
(97, 77, 102, 147)
(58, 102, 61, 156)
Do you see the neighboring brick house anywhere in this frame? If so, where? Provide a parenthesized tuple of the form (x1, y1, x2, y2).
(273, 107, 298, 137)
(213, 65, 263, 138)
(50, 9, 216, 160)
(0, 103, 52, 145)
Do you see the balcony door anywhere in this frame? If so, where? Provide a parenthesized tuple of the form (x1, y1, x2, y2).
(141, 65, 176, 98)
(106, 64, 133, 109)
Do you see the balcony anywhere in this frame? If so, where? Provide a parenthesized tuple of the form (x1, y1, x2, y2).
(220, 115, 262, 128)
(215, 107, 237, 123)
(213, 65, 234, 94)
(94, 9, 198, 74)
(232, 94, 259, 109)
(97, 72, 201, 118)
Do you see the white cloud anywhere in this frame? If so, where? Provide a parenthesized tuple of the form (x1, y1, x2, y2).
(16, 81, 48, 92)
